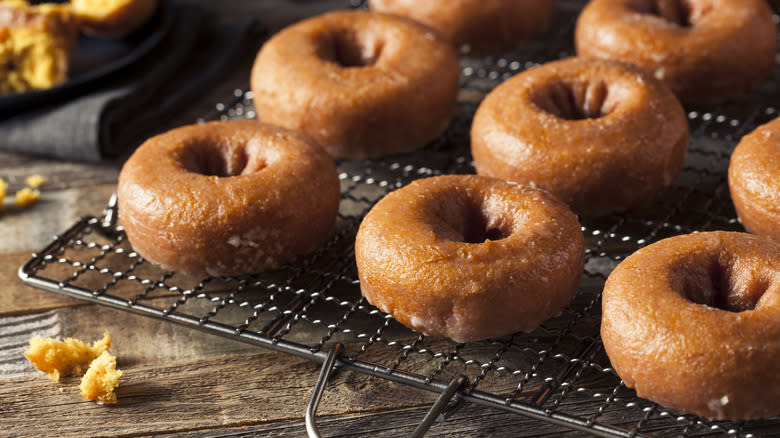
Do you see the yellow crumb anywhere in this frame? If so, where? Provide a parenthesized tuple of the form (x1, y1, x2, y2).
(14, 187, 39, 207)
(0, 0, 78, 93)
(24, 174, 46, 188)
(79, 350, 122, 404)
(0, 178, 6, 210)
(24, 332, 111, 382)
(58, 387, 65, 393)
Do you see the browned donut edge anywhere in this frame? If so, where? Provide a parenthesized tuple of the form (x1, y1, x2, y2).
(728, 116, 780, 238)
(471, 56, 688, 216)
(369, 0, 555, 55)
(574, 0, 778, 103)
(602, 231, 780, 420)
(356, 174, 584, 342)
(118, 120, 341, 277)
(250, 9, 460, 159)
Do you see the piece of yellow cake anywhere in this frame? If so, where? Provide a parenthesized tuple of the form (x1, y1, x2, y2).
(72, 0, 157, 38)
(24, 174, 46, 188)
(23, 331, 111, 382)
(14, 186, 39, 206)
(0, 0, 78, 94)
(79, 350, 122, 404)
(14, 186, 39, 207)
(0, 178, 6, 211)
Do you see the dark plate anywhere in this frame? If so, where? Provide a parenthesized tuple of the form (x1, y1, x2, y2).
(0, 0, 174, 113)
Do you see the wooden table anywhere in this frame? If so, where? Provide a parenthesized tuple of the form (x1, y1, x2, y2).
(3, 1, 779, 437)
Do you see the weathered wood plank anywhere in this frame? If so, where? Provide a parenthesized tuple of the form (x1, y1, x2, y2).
(0, 298, 610, 436)
(0, 299, 645, 438)
(151, 404, 592, 438)
(0, 184, 116, 252)
(0, 159, 119, 192)
(0, 303, 263, 379)
(0, 252, 85, 317)
(0, 349, 440, 437)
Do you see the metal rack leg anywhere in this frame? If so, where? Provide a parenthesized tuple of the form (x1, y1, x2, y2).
(306, 343, 344, 438)
(305, 343, 468, 438)
(410, 375, 467, 438)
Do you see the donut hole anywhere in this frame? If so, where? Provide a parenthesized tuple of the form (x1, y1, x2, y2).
(432, 193, 514, 244)
(681, 257, 768, 312)
(461, 206, 511, 243)
(317, 28, 384, 68)
(180, 142, 266, 177)
(531, 79, 614, 120)
(628, 0, 712, 27)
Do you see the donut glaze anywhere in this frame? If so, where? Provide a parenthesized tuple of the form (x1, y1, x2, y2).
(575, 0, 777, 103)
(118, 120, 341, 277)
(355, 175, 584, 343)
(251, 10, 459, 159)
(729, 117, 780, 239)
(471, 57, 688, 216)
(369, 0, 555, 55)
(602, 231, 780, 420)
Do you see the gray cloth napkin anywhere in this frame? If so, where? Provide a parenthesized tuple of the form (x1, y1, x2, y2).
(0, 4, 258, 161)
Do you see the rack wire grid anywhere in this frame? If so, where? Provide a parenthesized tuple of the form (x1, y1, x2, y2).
(19, 1, 780, 436)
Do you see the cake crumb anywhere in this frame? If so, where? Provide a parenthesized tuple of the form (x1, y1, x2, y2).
(14, 187, 40, 208)
(0, 0, 78, 93)
(24, 332, 111, 382)
(79, 350, 122, 404)
(25, 174, 46, 188)
(0, 178, 6, 210)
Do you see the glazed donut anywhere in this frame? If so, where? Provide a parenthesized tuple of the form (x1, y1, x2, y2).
(601, 231, 780, 420)
(728, 116, 780, 239)
(575, 0, 777, 104)
(355, 174, 584, 342)
(251, 10, 459, 159)
(72, 0, 158, 38)
(368, 0, 555, 55)
(117, 120, 341, 277)
(471, 57, 688, 216)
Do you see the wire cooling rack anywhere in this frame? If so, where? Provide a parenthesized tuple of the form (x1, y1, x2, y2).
(19, 1, 780, 436)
